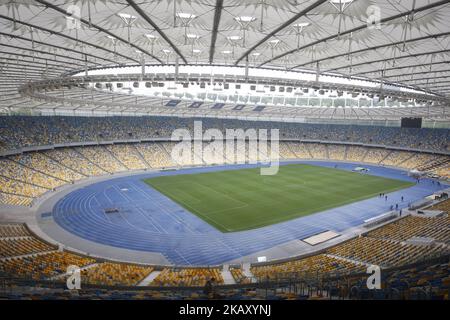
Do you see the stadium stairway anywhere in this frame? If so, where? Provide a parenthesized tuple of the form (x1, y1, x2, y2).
(221, 265, 236, 285)
(137, 270, 162, 286)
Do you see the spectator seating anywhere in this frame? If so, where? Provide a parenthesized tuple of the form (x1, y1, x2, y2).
(0, 116, 448, 153)
(229, 266, 252, 284)
(0, 252, 95, 280)
(367, 215, 450, 243)
(251, 254, 364, 281)
(326, 236, 447, 268)
(105, 144, 148, 171)
(0, 224, 31, 238)
(76, 146, 127, 174)
(0, 238, 56, 258)
(151, 268, 224, 287)
(81, 262, 153, 286)
(1, 141, 449, 206)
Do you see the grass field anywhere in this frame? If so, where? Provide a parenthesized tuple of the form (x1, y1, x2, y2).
(144, 164, 414, 232)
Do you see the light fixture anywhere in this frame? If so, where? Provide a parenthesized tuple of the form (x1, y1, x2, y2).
(327, 0, 355, 36)
(117, 13, 137, 45)
(268, 39, 280, 45)
(176, 12, 197, 43)
(186, 33, 200, 39)
(145, 34, 158, 55)
(329, 0, 353, 3)
(251, 52, 261, 65)
(292, 22, 310, 48)
(162, 49, 172, 64)
(176, 12, 197, 20)
(267, 39, 280, 57)
(192, 49, 201, 63)
(234, 16, 256, 47)
(221, 50, 232, 64)
(145, 34, 157, 40)
(227, 35, 242, 41)
(234, 16, 257, 23)
(227, 36, 243, 57)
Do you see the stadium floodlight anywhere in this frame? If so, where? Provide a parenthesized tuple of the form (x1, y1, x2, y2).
(185, 33, 200, 47)
(145, 34, 158, 55)
(106, 35, 118, 58)
(176, 12, 197, 22)
(162, 49, 172, 64)
(234, 16, 257, 24)
(292, 21, 310, 33)
(192, 49, 202, 63)
(327, 0, 355, 36)
(227, 35, 243, 42)
(329, 0, 353, 4)
(234, 16, 257, 46)
(186, 33, 200, 39)
(176, 12, 197, 40)
(227, 36, 243, 57)
(221, 50, 233, 64)
(267, 39, 281, 58)
(251, 52, 261, 65)
(117, 13, 138, 46)
(268, 39, 280, 46)
(292, 22, 310, 48)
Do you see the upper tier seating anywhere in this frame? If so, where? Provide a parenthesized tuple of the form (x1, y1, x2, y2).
(0, 116, 448, 153)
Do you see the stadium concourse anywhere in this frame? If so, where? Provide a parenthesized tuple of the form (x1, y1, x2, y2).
(0, 0, 450, 302)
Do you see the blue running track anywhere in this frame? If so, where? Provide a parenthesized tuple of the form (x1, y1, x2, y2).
(52, 161, 447, 265)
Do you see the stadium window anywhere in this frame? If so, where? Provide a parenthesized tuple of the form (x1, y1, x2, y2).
(145, 82, 151, 88)
(116, 83, 123, 88)
(235, 84, 241, 89)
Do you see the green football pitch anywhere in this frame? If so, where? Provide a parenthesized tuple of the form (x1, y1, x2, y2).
(143, 164, 413, 232)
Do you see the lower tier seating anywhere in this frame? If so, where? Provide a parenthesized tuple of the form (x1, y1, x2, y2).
(1, 142, 448, 206)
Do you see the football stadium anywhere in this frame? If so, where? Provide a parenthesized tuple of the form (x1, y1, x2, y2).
(0, 0, 449, 304)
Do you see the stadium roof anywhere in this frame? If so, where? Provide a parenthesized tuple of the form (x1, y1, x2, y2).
(0, 0, 450, 120)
